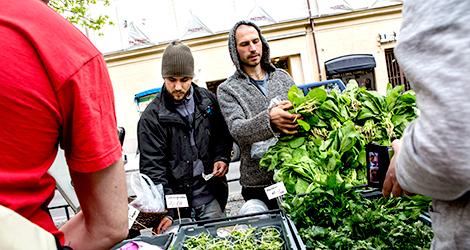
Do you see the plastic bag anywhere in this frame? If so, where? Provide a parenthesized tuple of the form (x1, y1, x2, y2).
(250, 97, 282, 159)
(238, 199, 268, 215)
(129, 173, 165, 213)
(250, 137, 278, 159)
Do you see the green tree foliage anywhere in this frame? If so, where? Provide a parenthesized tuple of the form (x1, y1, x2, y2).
(48, 0, 113, 32)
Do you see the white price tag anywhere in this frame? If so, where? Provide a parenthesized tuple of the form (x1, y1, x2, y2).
(165, 194, 189, 208)
(128, 204, 140, 229)
(202, 173, 214, 181)
(264, 182, 287, 200)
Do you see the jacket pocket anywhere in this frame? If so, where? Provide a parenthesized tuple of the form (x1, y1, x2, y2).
(169, 160, 190, 180)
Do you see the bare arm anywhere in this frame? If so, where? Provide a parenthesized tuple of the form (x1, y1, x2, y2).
(60, 159, 128, 250)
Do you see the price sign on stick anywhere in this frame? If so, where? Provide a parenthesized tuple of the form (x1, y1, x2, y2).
(128, 204, 140, 229)
(165, 194, 189, 209)
(165, 194, 189, 225)
(264, 182, 287, 200)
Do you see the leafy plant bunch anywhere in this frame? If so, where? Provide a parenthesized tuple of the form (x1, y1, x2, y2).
(181, 226, 284, 250)
(260, 82, 433, 249)
(260, 82, 418, 195)
(284, 183, 433, 249)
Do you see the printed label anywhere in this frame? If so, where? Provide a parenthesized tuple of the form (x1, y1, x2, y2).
(264, 182, 287, 200)
(128, 204, 140, 229)
(165, 194, 189, 208)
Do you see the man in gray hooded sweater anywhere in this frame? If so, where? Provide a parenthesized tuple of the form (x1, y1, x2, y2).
(217, 21, 300, 209)
(382, 0, 470, 248)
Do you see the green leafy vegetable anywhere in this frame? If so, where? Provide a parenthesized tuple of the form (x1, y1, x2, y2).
(259, 82, 430, 249)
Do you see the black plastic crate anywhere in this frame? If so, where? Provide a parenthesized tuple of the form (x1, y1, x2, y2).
(353, 185, 383, 199)
(171, 211, 304, 250)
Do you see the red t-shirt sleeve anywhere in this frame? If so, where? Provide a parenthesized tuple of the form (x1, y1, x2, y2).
(56, 55, 121, 173)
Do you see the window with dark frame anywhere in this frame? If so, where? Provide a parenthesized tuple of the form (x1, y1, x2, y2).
(385, 48, 410, 90)
(272, 57, 291, 76)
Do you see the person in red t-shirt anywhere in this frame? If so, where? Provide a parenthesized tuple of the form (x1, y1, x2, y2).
(0, 0, 128, 249)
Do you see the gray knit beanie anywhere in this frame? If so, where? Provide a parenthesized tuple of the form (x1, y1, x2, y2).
(161, 40, 194, 78)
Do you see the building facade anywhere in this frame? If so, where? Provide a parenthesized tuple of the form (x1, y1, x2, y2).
(104, 4, 407, 154)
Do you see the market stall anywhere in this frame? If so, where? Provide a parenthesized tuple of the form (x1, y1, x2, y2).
(118, 80, 432, 249)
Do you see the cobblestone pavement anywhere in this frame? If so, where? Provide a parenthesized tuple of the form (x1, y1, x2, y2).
(225, 193, 245, 217)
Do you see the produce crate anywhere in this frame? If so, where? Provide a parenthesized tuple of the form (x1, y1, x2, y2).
(298, 79, 346, 95)
(170, 211, 305, 250)
(419, 212, 432, 227)
(353, 185, 383, 199)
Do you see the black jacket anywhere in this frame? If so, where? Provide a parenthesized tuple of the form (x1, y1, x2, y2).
(137, 84, 232, 219)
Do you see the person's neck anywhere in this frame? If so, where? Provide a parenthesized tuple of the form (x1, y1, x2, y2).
(244, 65, 265, 80)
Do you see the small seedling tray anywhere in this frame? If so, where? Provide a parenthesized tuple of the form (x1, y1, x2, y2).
(171, 211, 304, 250)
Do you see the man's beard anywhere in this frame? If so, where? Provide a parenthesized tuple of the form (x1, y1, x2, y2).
(168, 89, 190, 103)
(240, 57, 261, 68)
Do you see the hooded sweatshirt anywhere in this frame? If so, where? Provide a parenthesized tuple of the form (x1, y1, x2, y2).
(394, 0, 470, 248)
(217, 20, 295, 187)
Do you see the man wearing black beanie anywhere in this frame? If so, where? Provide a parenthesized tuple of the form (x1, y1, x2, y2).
(137, 40, 233, 234)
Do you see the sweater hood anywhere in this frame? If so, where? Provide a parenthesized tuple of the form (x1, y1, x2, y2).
(227, 20, 275, 78)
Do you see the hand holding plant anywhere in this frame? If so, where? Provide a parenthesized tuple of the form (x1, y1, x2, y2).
(269, 100, 301, 135)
